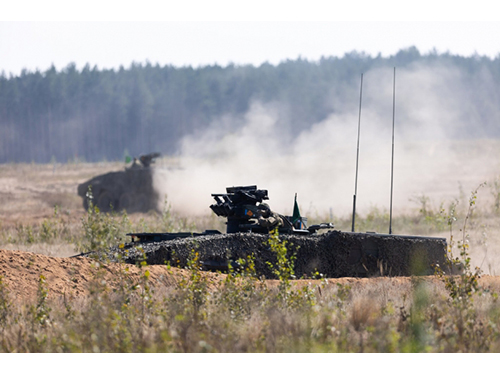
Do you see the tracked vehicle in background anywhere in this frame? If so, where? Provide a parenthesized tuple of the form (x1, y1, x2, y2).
(100, 185, 447, 278)
(77, 152, 161, 213)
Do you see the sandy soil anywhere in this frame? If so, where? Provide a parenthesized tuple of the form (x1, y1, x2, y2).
(0, 248, 225, 301)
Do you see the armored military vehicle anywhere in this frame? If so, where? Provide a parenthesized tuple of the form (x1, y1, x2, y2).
(77, 152, 161, 213)
(96, 185, 447, 279)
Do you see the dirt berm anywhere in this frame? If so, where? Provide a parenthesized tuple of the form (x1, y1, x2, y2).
(108, 230, 447, 278)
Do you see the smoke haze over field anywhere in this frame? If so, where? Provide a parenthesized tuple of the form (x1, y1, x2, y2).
(155, 62, 500, 220)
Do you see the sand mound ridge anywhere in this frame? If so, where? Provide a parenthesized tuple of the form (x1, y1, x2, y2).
(0, 248, 224, 302)
(3, 248, 500, 303)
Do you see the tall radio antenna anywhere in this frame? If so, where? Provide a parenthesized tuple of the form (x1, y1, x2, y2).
(389, 67, 396, 234)
(352, 73, 363, 232)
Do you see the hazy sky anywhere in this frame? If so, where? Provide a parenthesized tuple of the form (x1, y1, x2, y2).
(2, 2, 499, 76)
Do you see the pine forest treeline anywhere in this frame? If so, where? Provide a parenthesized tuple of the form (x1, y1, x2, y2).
(1, 47, 500, 163)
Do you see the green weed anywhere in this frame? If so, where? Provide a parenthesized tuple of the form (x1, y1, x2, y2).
(30, 275, 51, 328)
(77, 187, 132, 259)
(266, 229, 316, 309)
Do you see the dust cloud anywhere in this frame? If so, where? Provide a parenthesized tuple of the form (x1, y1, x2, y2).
(154, 62, 500, 221)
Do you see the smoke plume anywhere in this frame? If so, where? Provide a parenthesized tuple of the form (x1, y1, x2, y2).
(154, 61, 500, 221)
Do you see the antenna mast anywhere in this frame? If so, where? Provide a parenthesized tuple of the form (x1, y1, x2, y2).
(389, 67, 396, 234)
(352, 73, 363, 232)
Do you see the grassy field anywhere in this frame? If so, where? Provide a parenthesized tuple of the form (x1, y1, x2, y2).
(1, 159, 500, 353)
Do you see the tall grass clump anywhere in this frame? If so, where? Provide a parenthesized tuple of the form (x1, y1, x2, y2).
(1, 205, 76, 246)
(430, 183, 499, 352)
(0, 276, 11, 331)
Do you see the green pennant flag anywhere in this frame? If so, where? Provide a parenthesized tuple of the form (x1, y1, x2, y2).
(292, 193, 301, 224)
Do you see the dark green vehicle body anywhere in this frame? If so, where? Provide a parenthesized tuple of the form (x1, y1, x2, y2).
(77, 153, 160, 213)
